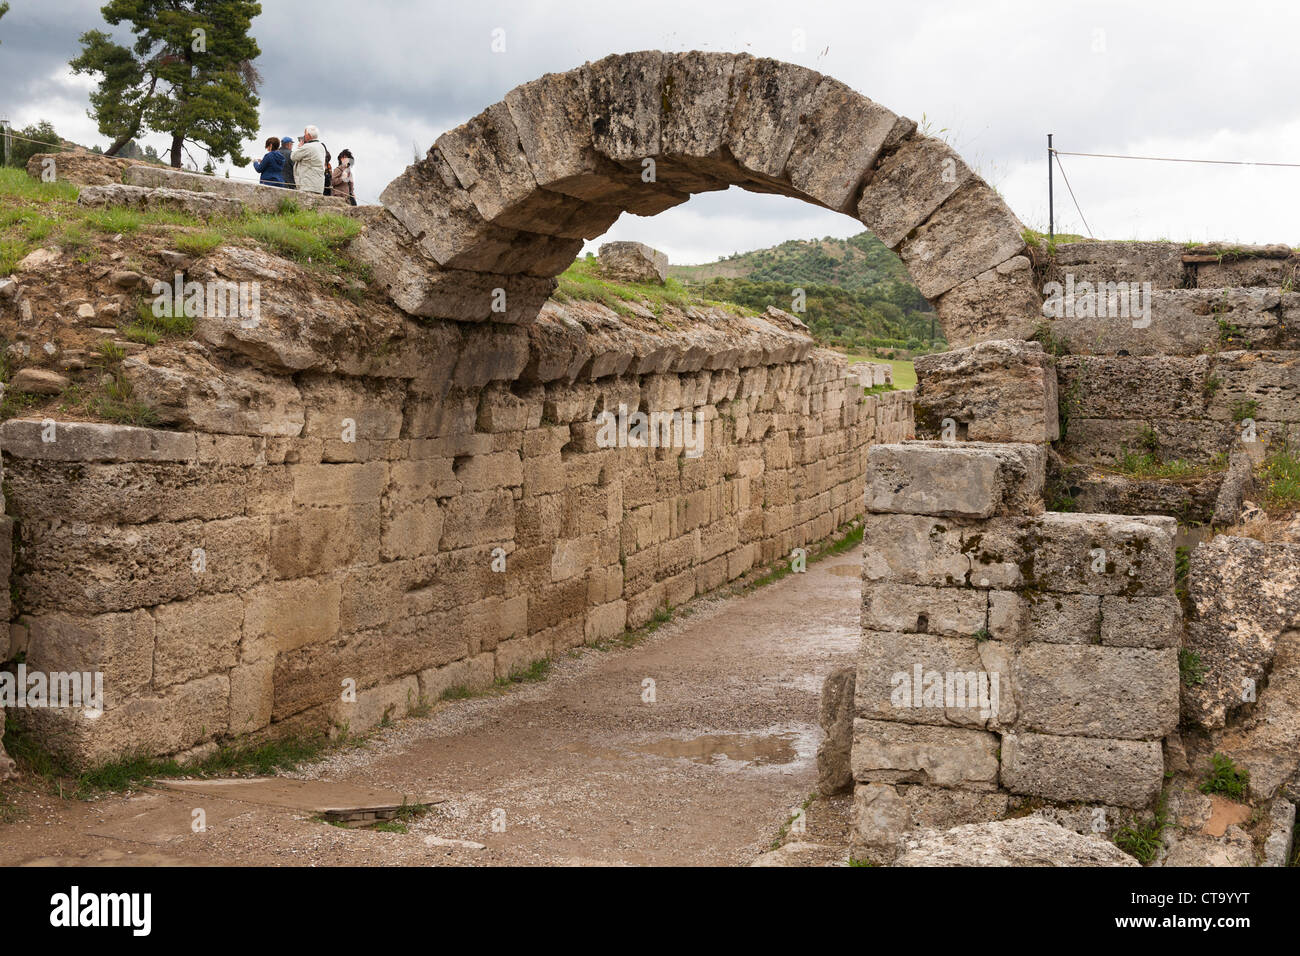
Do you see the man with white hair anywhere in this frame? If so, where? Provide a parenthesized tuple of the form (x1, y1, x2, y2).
(290, 125, 327, 195)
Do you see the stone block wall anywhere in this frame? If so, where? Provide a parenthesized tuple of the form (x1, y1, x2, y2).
(851, 440, 1180, 860)
(2, 299, 913, 766)
(1027, 240, 1300, 522)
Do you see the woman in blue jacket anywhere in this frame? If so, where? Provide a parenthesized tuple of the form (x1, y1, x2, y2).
(253, 137, 286, 186)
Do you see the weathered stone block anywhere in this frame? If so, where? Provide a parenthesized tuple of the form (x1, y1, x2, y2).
(1022, 591, 1101, 643)
(851, 718, 1000, 789)
(784, 78, 900, 212)
(817, 666, 856, 795)
(25, 610, 154, 706)
(1099, 595, 1181, 648)
(269, 504, 380, 579)
(1000, 731, 1163, 808)
(1182, 536, 1300, 728)
(898, 181, 1027, 299)
(856, 631, 1015, 731)
(152, 593, 243, 688)
(861, 513, 1027, 589)
(865, 441, 1044, 518)
(914, 340, 1059, 443)
(1014, 643, 1178, 739)
(861, 582, 1021, 640)
(1025, 513, 1176, 596)
(857, 134, 969, 248)
(242, 577, 342, 662)
(935, 255, 1043, 348)
(1, 419, 197, 463)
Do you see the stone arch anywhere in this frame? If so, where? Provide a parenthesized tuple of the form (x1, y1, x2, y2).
(352, 51, 1042, 345)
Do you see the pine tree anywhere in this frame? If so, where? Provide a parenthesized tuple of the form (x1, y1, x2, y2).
(70, 1, 263, 168)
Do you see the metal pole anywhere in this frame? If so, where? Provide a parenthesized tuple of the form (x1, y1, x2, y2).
(0, 119, 9, 168)
(1048, 133, 1054, 242)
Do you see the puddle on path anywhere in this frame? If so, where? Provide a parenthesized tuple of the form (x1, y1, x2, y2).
(633, 732, 799, 766)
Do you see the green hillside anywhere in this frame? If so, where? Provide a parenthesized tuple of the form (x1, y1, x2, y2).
(670, 231, 943, 354)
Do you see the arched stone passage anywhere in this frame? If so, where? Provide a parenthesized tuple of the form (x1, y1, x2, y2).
(351, 51, 1042, 346)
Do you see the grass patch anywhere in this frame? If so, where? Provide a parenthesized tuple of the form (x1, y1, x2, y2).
(172, 229, 224, 257)
(769, 791, 818, 850)
(120, 295, 194, 345)
(1259, 443, 1300, 513)
(0, 166, 79, 203)
(497, 657, 552, 685)
(554, 255, 751, 320)
(1199, 753, 1249, 800)
(80, 206, 197, 235)
(1179, 648, 1205, 687)
(1112, 446, 1227, 480)
(6, 718, 342, 799)
(234, 208, 361, 268)
(1231, 399, 1259, 423)
(1175, 546, 1192, 604)
(1113, 795, 1169, 865)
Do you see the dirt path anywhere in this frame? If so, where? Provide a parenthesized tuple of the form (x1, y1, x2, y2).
(0, 548, 863, 867)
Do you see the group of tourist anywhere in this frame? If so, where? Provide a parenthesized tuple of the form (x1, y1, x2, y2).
(253, 126, 356, 205)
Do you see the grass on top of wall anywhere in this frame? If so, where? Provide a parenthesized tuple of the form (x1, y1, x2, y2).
(551, 254, 753, 321)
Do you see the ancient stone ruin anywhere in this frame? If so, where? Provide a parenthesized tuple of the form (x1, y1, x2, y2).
(598, 241, 668, 284)
(0, 50, 1296, 867)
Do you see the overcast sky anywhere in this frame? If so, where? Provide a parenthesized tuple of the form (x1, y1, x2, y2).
(2, 0, 1297, 264)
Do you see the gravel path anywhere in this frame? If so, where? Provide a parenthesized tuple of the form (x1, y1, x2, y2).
(0, 548, 862, 867)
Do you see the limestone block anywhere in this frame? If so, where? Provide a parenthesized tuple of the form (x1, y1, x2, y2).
(855, 631, 1015, 731)
(851, 718, 1000, 789)
(19, 515, 269, 615)
(1, 418, 197, 463)
(1000, 731, 1163, 808)
(861, 513, 1027, 589)
(817, 666, 855, 795)
(898, 181, 1027, 299)
(725, 57, 822, 181)
(935, 255, 1043, 348)
(1049, 239, 1187, 290)
(1182, 536, 1300, 729)
(857, 134, 969, 248)
(1014, 643, 1179, 740)
(865, 441, 1044, 518)
(1022, 592, 1101, 644)
(20, 674, 230, 768)
(24, 610, 154, 705)
(241, 577, 343, 662)
(598, 241, 668, 284)
(895, 817, 1138, 867)
(1208, 351, 1300, 423)
(784, 78, 901, 212)
(861, 582, 1021, 641)
(1099, 595, 1181, 648)
(914, 340, 1059, 443)
(1054, 354, 1209, 421)
(290, 462, 386, 507)
(152, 593, 243, 688)
(269, 504, 379, 579)
(330, 675, 420, 735)
(123, 164, 345, 211)
(417, 652, 496, 701)
(1025, 512, 1176, 596)
(229, 658, 274, 734)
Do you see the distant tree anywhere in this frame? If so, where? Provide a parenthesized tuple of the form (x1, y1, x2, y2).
(70, 0, 262, 168)
(0, 3, 10, 44)
(5, 120, 62, 169)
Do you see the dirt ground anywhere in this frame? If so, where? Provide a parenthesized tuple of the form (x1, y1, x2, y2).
(0, 548, 863, 867)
